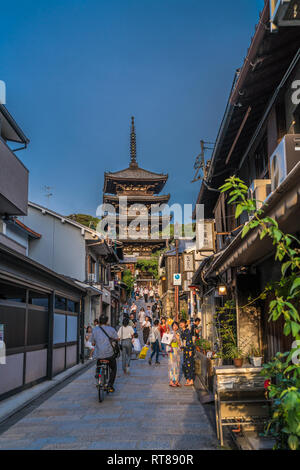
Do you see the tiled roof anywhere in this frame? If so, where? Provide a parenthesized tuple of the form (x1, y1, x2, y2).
(14, 219, 41, 239)
(105, 165, 167, 180)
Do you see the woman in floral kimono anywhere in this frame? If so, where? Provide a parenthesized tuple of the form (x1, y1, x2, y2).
(179, 318, 195, 386)
(168, 322, 182, 388)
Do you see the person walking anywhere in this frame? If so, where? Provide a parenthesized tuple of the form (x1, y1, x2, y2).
(149, 288, 154, 303)
(152, 302, 159, 320)
(159, 317, 168, 358)
(132, 319, 138, 334)
(142, 316, 152, 345)
(144, 287, 149, 303)
(146, 305, 153, 320)
(130, 302, 137, 318)
(85, 326, 95, 360)
(179, 318, 195, 386)
(122, 304, 129, 315)
(148, 319, 162, 365)
(129, 313, 135, 327)
(138, 307, 146, 329)
(168, 321, 182, 387)
(132, 332, 141, 359)
(139, 286, 144, 300)
(118, 317, 135, 375)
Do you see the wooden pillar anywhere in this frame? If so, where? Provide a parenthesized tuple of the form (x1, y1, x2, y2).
(47, 291, 55, 380)
(79, 296, 85, 364)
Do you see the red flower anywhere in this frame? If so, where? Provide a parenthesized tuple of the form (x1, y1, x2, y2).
(264, 379, 271, 390)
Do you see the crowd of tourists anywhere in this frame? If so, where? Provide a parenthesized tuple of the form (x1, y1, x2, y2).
(84, 288, 202, 393)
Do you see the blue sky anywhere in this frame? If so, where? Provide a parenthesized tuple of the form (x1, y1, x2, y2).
(1, 0, 265, 216)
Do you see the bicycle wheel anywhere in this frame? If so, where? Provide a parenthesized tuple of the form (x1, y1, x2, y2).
(98, 384, 104, 403)
(98, 368, 105, 403)
(106, 368, 110, 394)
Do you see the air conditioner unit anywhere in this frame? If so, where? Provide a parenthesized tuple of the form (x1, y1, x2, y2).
(270, 134, 300, 192)
(270, 0, 300, 32)
(248, 180, 272, 210)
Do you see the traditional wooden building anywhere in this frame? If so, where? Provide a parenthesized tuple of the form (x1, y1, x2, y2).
(192, 1, 300, 362)
(103, 117, 170, 262)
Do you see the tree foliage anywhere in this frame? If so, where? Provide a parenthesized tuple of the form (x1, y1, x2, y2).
(221, 176, 300, 450)
(67, 213, 101, 230)
(136, 258, 159, 279)
(122, 269, 134, 294)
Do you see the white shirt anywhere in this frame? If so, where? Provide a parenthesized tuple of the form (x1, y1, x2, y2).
(118, 325, 134, 340)
(133, 338, 141, 352)
(146, 309, 152, 318)
(149, 326, 161, 345)
(138, 310, 146, 322)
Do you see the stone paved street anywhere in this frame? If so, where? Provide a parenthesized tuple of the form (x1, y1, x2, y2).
(0, 350, 220, 450)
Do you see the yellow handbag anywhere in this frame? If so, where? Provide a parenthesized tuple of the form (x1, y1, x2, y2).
(139, 345, 149, 359)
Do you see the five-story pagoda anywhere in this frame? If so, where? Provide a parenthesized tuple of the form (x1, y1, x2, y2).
(103, 117, 170, 260)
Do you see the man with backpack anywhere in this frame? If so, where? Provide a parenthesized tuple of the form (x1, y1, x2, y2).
(148, 319, 162, 366)
(91, 314, 119, 393)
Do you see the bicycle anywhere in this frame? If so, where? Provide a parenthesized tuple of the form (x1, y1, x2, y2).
(96, 359, 111, 403)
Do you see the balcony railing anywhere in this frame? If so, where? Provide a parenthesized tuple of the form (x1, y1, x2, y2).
(0, 137, 28, 216)
(86, 273, 97, 285)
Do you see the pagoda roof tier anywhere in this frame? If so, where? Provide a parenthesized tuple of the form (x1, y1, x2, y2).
(103, 117, 168, 194)
(121, 239, 167, 244)
(105, 214, 172, 221)
(103, 194, 170, 205)
(103, 166, 168, 195)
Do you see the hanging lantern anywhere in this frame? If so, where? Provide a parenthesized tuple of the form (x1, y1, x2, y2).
(218, 285, 227, 296)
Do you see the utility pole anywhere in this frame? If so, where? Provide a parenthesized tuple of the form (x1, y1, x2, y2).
(191, 139, 214, 183)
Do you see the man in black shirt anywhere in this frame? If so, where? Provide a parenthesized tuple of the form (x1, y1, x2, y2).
(191, 317, 201, 340)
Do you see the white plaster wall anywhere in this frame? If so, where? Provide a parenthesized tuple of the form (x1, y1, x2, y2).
(5, 224, 29, 255)
(21, 207, 86, 281)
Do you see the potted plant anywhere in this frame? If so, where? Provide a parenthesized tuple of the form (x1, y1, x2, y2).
(227, 345, 245, 368)
(249, 345, 263, 367)
(202, 339, 212, 355)
(195, 338, 202, 353)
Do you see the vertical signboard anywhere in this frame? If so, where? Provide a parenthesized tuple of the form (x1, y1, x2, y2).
(183, 253, 194, 272)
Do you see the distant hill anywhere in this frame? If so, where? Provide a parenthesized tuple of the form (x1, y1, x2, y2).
(67, 213, 101, 230)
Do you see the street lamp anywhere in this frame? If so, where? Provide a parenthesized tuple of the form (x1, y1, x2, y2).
(218, 285, 227, 296)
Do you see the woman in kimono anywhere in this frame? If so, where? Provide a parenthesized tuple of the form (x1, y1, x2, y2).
(168, 321, 182, 388)
(142, 316, 152, 345)
(179, 318, 195, 386)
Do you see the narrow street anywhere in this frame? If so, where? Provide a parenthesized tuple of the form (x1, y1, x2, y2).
(0, 350, 220, 450)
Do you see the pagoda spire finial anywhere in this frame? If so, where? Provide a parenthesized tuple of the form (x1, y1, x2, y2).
(130, 116, 138, 168)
